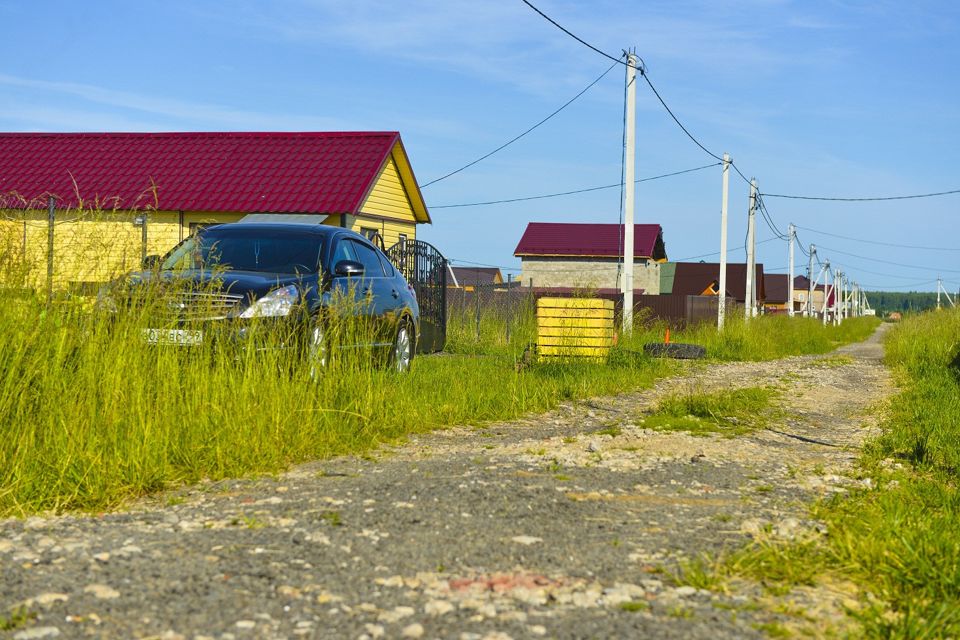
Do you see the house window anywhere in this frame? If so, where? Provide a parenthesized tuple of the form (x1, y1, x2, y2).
(360, 227, 378, 240)
(398, 233, 408, 249)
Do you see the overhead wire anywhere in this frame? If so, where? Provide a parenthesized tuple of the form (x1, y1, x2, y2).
(421, 58, 621, 188)
(796, 225, 960, 252)
(429, 163, 719, 209)
(761, 188, 960, 202)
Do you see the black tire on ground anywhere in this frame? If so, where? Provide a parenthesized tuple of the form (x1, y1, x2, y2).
(643, 343, 707, 359)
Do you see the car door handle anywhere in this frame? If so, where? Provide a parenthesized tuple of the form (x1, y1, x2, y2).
(391, 289, 399, 299)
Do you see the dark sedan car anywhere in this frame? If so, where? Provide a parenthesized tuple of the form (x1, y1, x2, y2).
(99, 223, 420, 372)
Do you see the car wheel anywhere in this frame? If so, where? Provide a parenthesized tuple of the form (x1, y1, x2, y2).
(308, 324, 328, 378)
(391, 321, 414, 373)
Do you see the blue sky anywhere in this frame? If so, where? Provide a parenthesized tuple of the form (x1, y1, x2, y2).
(2, 0, 958, 292)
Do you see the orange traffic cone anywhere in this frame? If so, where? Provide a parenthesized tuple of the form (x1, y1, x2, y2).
(664, 328, 671, 344)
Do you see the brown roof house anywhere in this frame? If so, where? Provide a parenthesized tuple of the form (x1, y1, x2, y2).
(513, 222, 667, 294)
(763, 274, 790, 313)
(661, 262, 766, 306)
(447, 266, 503, 291)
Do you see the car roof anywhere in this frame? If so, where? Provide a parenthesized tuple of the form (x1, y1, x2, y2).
(204, 222, 338, 236)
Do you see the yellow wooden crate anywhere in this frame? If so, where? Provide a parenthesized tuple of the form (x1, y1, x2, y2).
(536, 297, 615, 362)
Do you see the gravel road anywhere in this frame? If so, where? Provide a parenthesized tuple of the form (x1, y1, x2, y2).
(1, 325, 892, 639)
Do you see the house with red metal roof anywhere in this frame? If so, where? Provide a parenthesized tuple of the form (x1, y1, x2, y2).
(447, 266, 504, 291)
(513, 222, 667, 294)
(0, 131, 430, 288)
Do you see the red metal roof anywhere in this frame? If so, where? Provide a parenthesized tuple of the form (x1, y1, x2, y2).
(514, 222, 666, 259)
(0, 132, 409, 214)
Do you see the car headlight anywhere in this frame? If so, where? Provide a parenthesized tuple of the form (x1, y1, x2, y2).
(238, 285, 299, 318)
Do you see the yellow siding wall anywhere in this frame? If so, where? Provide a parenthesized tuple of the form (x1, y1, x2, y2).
(349, 216, 416, 250)
(0, 202, 417, 291)
(0, 209, 247, 290)
(360, 156, 418, 223)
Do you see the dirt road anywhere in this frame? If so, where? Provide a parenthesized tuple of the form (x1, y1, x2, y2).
(0, 325, 891, 639)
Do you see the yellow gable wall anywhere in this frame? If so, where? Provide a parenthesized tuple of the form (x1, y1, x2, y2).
(360, 155, 417, 223)
(352, 154, 420, 248)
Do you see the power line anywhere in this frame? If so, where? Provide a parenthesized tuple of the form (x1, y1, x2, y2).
(674, 236, 779, 262)
(816, 243, 960, 274)
(519, 0, 745, 178)
(519, 0, 639, 69)
(430, 163, 719, 209)
(422, 59, 621, 188)
(519, 1, 960, 204)
(761, 188, 960, 202)
(796, 225, 960, 252)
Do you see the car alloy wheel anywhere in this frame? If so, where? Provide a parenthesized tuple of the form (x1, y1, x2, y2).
(392, 323, 413, 373)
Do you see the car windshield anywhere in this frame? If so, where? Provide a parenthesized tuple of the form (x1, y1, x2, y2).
(161, 228, 327, 274)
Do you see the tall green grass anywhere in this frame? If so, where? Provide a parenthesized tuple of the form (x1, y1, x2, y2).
(668, 313, 880, 361)
(716, 309, 960, 637)
(0, 290, 880, 517)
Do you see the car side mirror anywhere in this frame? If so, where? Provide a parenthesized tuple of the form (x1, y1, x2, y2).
(334, 260, 365, 277)
(142, 254, 162, 270)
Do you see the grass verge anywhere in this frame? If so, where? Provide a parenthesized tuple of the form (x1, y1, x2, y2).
(690, 309, 960, 638)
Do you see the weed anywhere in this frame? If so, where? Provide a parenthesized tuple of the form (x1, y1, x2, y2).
(752, 622, 791, 637)
(0, 606, 36, 631)
(594, 426, 622, 437)
(619, 601, 649, 612)
(667, 605, 694, 619)
(643, 387, 780, 437)
(674, 554, 727, 592)
(319, 511, 343, 527)
(755, 485, 774, 493)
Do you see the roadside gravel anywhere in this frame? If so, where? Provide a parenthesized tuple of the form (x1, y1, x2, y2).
(1, 325, 891, 639)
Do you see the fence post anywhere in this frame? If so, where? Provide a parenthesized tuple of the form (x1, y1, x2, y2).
(46, 196, 55, 304)
(141, 212, 148, 264)
(475, 275, 481, 342)
(506, 273, 512, 345)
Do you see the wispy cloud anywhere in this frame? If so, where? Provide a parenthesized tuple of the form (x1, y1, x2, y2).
(0, 73, 346, 130)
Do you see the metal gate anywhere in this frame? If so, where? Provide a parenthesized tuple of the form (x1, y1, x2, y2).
(386, 239, 447, 353)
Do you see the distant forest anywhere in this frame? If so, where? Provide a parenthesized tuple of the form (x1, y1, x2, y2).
(865, 291, 956, 314)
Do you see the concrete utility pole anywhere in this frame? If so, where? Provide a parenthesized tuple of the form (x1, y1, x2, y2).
(717, 153, 731, 329)
(621, 51, 638, 334)
(787, 223, 795, 317)
(806, 245, 816, 317)
(822, 269, 833, 326)
(745, 178, 757, 320)
(938, 276, 942, 310)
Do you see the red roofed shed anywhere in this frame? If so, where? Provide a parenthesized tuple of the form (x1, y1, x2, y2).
(512, 222, 667, 294)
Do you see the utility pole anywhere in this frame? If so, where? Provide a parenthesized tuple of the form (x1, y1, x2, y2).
(806, 245, 816, 317)
(717, 153, 730, 329)
(621, 51, 638, 334)
(938, 276, 942, 310)
(745, 178, 757, 320)
(787, 223, 795, 317)
(822, 268, 832, 326)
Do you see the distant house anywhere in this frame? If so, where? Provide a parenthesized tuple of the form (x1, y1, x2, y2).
(661, 262, 766, 306)
(0, 131, 431, 288)
(763, 274, 789, 313)
(448, 266, 503, 291)
(793, 275, 833, 314)
(513, 222, 667, 294)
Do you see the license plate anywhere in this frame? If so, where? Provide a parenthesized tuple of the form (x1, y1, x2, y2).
(143, 328, 204, 346)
